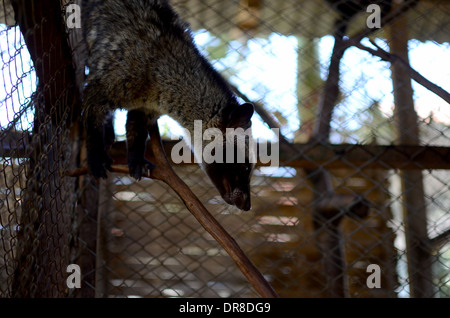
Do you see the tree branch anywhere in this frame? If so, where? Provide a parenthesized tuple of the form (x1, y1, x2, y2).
(429, 228, 450, 250)
(343, 0, 419, 50)
(355, 40, 450, 104)
(67, 122, 279, 298)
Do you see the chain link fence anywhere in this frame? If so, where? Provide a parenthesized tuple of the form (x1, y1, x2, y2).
(1, 0, 449, 298)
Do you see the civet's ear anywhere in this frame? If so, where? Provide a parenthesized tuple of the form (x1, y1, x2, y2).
(228, 103, 254, 129)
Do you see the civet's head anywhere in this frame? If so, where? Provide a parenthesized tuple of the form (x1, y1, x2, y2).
(202, 103, 255, 211)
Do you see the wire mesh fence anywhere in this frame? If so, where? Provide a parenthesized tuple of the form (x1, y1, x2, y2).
(0, 0, 449, 298)
(0, 0, 80, 297)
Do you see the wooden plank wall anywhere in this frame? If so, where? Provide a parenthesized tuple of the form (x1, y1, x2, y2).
(97, 164, 397, 298)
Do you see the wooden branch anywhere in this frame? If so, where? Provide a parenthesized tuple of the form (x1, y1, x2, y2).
(312, 29, 346, 141)
(310, 15, 348, 297)
(314, 194, 369, 220)
(429, 228, 450, 250)
(355, 40, 450, 104)
(10, 0, 81, 297)
(389, 10, 433, 298)
(304, 0, 419, 142)
(10, 0, 80, 122)
(284, 143, 450, 170)
(314, 222, 346, 297)
(0, 131, 440, 170)
(67, 123, 279, 298)
(343, 0, 419, 50)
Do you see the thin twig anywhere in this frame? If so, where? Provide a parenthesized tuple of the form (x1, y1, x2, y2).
(355, 40, 450, 104)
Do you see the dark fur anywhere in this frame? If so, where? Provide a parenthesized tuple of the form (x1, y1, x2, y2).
(81, 0, 254, 210)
